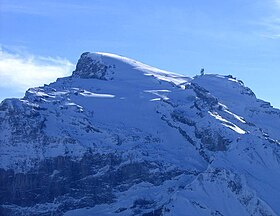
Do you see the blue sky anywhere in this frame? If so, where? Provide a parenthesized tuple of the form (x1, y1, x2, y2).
(0, 0, 280, 108)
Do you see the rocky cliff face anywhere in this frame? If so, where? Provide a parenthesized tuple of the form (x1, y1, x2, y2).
(0, 52, 280, 216)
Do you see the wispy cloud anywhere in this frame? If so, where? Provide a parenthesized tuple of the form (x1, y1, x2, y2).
(0, 47, 74, 94)
(261, 16, 280, 38)
(259, 0, 280, 39)
(274, 0, 280, 6)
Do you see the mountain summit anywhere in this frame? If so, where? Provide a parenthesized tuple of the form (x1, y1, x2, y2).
(0, 52, 280, 216)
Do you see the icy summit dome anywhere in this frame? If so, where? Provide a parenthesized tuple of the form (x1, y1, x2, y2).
(72, 51, 191, 85)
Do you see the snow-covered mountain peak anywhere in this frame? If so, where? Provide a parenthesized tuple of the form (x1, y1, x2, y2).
(1, 52, 280, 216)
(72, 52, 190, 86)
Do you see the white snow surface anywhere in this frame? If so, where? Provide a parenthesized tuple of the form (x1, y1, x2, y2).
(0, 52, 280, 216)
